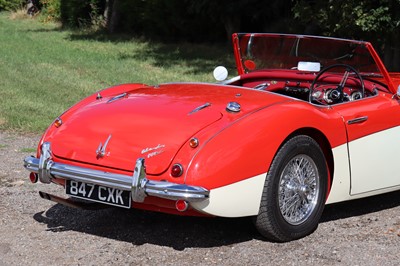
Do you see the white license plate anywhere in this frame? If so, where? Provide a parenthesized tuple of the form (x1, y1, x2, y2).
(66, 180, 131, 208)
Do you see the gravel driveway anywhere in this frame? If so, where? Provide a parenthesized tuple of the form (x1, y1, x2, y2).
(0, 131, 399, 265)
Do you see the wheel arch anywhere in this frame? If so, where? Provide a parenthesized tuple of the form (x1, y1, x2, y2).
(254, 132, 330, 241)
(281, 127, 334, 194)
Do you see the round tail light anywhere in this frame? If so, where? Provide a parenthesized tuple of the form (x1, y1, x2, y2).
(171, 164, 183, 177)
(30, 173, 38, 183)
(175, 200, 189, 212)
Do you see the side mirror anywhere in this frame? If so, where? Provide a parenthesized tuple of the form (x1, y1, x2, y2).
(213, 66, 228, 81)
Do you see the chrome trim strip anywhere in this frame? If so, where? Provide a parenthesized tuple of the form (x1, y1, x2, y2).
(347, 116, 368, 125)
(24, 156, 39, 172)
(23, 143, 209, 203)
(188, 102, 211, 115)
(107, 92, 127, 103)
(52, 163, 132, 189)
(145, 181, 209, 200)
(219, 75, 241, 85)
(246, 33, 255, 58)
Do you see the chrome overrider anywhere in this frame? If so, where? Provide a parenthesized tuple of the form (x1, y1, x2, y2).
(23, 142, 209, 203)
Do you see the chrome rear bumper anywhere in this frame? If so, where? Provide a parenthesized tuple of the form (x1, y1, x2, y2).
(23, 142, 209, 203)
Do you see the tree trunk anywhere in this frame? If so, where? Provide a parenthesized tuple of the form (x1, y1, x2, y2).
(108, 0, 121, 34)
(103, 0, 111, 24)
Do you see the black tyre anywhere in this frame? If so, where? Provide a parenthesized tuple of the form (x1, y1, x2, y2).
(254, 135, 328, 242)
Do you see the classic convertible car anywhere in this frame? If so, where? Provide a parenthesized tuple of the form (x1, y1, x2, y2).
(24, 33, 400, 242)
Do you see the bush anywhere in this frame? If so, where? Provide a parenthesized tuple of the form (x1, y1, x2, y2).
(59, 0, 105, 28)
(39, 0, 61, 22)
(0, 0, 25, 11)
(115, 0, 225, 42)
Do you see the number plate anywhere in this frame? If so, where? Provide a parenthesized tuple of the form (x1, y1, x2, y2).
(66, 180, 131, 208)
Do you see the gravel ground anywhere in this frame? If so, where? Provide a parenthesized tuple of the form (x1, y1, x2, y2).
(0, 131, 399, 265)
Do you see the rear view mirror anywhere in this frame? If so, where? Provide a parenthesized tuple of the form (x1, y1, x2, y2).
(298, 61, 321, 72)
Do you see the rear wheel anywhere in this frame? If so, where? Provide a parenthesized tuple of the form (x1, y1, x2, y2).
(254, 135, 328, 242)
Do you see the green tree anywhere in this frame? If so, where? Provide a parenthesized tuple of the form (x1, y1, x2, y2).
(293, 0, 400, 70)
(0, 0, 25, 11)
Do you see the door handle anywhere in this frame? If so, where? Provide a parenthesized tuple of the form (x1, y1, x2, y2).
(347, 116, 368, 125)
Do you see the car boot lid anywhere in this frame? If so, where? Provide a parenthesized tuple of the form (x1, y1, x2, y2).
(48, 83, 290, 174)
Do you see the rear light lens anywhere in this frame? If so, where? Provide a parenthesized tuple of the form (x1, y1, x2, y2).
(171, 164, 183, 177)
(29, 173, 38, 183)
(175, 200, 189, 212)
(189, 138, 199, 148)
(54, 117, 62, 128)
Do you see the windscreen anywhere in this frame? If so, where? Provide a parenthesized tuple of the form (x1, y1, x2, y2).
(236, 34, 381, 75)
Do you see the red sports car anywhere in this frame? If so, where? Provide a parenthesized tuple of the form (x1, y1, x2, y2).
(24, 33, 400, 242)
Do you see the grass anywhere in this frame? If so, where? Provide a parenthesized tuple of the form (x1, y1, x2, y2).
(19, 147, 37, 153)
(0, 12, 235, 133)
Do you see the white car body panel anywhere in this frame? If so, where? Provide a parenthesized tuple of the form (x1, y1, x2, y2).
(326, 144, 351, 204)
(191, 172, 266, 217)
(349, 125, 400, 195)
(327, 127, 400, 204)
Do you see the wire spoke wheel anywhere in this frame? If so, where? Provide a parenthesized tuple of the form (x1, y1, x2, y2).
(254, 135, 328, 242)
(278, 155, 319, 225)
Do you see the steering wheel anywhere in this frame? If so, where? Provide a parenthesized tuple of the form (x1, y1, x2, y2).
(309, 64, 365, 104)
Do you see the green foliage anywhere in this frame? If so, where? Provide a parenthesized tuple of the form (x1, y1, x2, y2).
(40, 0, 61, 22)
(5, 0, 292, 41)
(39, 0, 106, 28)
(293, 0, 400, 71)
(0, 0, 25, 11)
(106, 0, 294, 42)
(292, 0, 400, 39)
(353, 5, 391, 32)
(113, 0, 225, 41)
(6, 0, 400, 45)
(59, 0, 91, 27)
